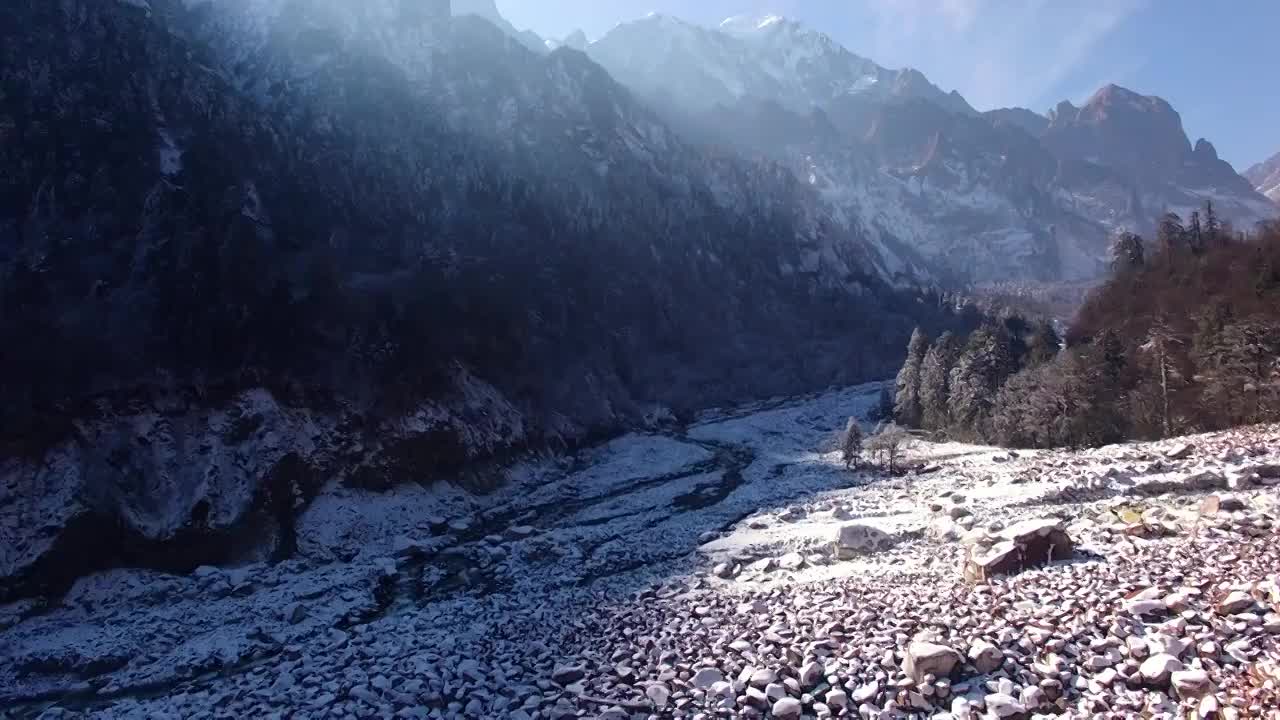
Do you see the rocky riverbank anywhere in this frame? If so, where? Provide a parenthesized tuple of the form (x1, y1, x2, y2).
(2, 384, 1278, 718)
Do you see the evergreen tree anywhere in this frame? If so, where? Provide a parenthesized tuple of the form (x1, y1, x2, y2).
(1110, 231, 1145, 272)
(1188, 211, 1204, 255)
(1157, 212, 1186, 260)
(893, 327, 930, 427)
(947, 325, 1014, 441)
(1074, 334, 1129, 444)
(961, 222, 1280, 448)
(1099, 329, 1127, 389)
(1204, 200, 1222, 248)
(918, 332, 961, 432)
(1001, 315, 1032, 371)
(839, 417, 864, 469)
(1024, 321, 1062, 369)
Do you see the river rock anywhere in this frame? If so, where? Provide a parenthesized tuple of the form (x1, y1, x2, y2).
(968, 639, 1004, 674)
(800, 660, 823, 688)
(645, 682, 670, 708)
(1138, 654, 1183, 687)
(551, 664, 586, 685)
(1170, 669, 1213, 699)
(692, 667, 724, 689)
(772, 697, 802, 718)
(1217, 590, 1256, 615)
(749, 668, 777, 687)
(778, 552, 805, 570)
(983, 692, 1026, 718)
(904, 642, 963, 682)
(825, 689, 848, 708)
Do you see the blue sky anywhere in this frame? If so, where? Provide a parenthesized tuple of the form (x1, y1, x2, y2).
(496, 0, 1279, 171)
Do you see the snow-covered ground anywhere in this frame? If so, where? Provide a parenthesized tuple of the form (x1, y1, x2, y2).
(2, 383, 1278, 718)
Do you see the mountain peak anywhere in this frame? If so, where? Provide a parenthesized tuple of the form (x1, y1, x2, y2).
(563, 28, 588, 50)
(1082, 83, 1175, 117)
(1049, 99, 1078, 122)
(452, 0, 546, 52)
(1246, 150, 1280, 205)
(638, 11, 692, 27)
(719, 13, 788, 36)
(1092, 82, 1140, 100)
(1193, 138, 1219, 162)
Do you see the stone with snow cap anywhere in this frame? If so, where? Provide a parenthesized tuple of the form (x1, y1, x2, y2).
(964, 518, 1073, 582)
(834, 522, 897, 559)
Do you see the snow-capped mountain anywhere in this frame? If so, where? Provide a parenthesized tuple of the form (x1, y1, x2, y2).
(586, 13, 1277, 283)
(589, 13, 974, 121)
(1246, 150, 1280, 205)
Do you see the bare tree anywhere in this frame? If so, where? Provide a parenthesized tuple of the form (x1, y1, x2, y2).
(866, 423, 911, 474)
(1141, 317, 1188, 438)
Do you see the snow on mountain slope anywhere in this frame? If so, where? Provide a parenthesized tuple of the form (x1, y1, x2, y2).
(589, 13, 972, 118)
(587, 12, 1277, 282)
(1246, 150, 1280, 205)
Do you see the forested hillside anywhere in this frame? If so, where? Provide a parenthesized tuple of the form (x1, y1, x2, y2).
(0, 0, 961, 463)
(894, 208, 1280, 447)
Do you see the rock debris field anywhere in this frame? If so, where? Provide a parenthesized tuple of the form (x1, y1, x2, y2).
(2, 384, 1279, 719)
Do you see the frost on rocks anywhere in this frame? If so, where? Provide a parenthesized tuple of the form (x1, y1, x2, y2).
(964, 518, 1074, 582)
(2, 386, 1280, 718)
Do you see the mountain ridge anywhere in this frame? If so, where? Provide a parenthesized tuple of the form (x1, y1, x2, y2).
(579, 11, 1276, 282)
(1246, 150, 1280, 205)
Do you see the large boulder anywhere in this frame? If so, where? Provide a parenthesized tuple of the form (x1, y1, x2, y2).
(964, 519, 1073, 583)
(833, 522, 897, 559)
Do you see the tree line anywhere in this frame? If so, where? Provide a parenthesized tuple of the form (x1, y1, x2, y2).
(891, 205, 1280, 448)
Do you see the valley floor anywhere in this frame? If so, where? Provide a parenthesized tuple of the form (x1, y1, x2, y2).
(1, 384, 1278, 719)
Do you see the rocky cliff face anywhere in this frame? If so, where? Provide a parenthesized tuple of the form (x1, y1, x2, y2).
(0, 0, 963, 598)
(1043, 85, 1274, 225)
(587, 17, 1278, 283)
(1246, 150, 1280, 205)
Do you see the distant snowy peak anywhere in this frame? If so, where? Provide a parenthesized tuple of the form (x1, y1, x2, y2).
(719, 13, 787, 36)
(591, 11, 974, 119)
(1245, 151, 1280, 205)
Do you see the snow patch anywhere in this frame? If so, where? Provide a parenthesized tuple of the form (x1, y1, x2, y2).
(157, 128, 184, 177)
